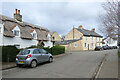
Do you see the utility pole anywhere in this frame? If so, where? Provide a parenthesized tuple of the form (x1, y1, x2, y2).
(73, 25, 74, 40)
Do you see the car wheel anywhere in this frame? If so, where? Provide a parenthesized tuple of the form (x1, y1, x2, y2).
(48, 57, 53, 63)
(30, 60, 37, 68)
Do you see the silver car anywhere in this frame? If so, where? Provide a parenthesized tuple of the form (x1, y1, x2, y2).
(16, 48, 53, 68)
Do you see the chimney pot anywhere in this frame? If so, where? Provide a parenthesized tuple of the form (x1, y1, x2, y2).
(91, 28, 95, 32)
(78, 25, 83, 29)
(18, 10, 20, 15)
(15, 9, 17, 14)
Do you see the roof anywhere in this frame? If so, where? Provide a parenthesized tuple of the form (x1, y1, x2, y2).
(55, 37, 82, 45)
(0, 14, 49, 40)
(76, 28, 103, 37)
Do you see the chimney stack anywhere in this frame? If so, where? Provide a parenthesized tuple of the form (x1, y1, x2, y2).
(78, 25, 83, 29)
(15, 9, 17, 14)
(91, 28, 95, 32)
(14, 9, 22, 22)
(18, 10, 20, 15)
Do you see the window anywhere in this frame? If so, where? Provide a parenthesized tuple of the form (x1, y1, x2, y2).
(39, 49, 47, 54)
(14, 30, 20, 36)
(33, 49, 40, 54)
(32, 33, 37, 39)
(74, 43, 77, 47)
(0, 27, 1, 33)
(85, 43, 87, 47)
(53, 37, 55, 40)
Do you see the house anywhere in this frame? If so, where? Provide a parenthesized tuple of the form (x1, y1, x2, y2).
(55, 25, 103, 51)
(51, 31, 61, 41)
(102, 37, 117, 46)
(0, 9, 53, 48)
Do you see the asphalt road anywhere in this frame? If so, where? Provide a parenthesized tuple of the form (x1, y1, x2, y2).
(2, 49, 118, 78)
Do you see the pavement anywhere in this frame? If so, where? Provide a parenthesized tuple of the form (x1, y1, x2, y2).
(2, 49, 118, 78)
(98, 49, 118, 78)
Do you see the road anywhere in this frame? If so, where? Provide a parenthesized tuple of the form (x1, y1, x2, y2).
(2, 49, 118, 78)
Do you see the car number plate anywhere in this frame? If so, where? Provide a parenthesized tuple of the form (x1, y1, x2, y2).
(19, 61, 23, 63)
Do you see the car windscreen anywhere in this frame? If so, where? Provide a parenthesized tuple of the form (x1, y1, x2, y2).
(18, 50, 30, 55)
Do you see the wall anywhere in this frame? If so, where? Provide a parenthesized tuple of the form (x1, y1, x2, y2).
(0, 23, 4, 46)
(52, 32, 61, 41)
(62, 40, 83, 52)
(3, 36, 38, 48)
(82, 36, 102, 50)
(65, 28, 83, 40)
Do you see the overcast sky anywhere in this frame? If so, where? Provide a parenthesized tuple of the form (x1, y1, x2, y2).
(1, 1, 105, 37)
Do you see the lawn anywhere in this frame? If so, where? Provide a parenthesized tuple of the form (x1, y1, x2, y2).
(118, 52, 120, 58)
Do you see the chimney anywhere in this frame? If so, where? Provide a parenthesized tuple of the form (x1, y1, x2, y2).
(18, 10, 20, 15)
(14, 9, 22, 22)
(78, 25, 83, 29)
(15, 9, 17, 14)
(91, 28, 95, 32)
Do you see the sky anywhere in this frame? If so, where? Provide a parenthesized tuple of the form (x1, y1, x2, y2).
(1, 1, 105, 37)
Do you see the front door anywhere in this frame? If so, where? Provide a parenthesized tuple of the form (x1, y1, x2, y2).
(88, 44, 89, 50)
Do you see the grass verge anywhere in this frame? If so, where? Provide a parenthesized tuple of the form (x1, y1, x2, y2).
(118, 52, 120, 58)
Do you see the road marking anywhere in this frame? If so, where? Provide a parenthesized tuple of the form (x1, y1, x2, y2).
(91, 54, 107, 80)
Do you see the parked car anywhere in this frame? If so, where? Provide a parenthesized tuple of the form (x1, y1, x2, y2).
(112, 46, 117, 49)
(102, 46, 107, 50)
(95, 46, 103, 51)
(16, 48, 53, 68)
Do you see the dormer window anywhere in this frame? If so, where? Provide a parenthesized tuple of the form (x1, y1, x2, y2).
(12, 25, 20, 37)
(32, 33, 37, 39)
(14, 30, 20, 36)
(31, 29, 37, 39)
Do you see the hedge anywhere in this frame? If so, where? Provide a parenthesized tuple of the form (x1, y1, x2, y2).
(1, 45, 65, 62)
(44, 45, 65, 55)
(1, 46, 20, 62)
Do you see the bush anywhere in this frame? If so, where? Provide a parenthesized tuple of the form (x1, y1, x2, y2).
(43, 45, 65, 55)
(1, 45, 20, 62)
(51, 45, 65, 55)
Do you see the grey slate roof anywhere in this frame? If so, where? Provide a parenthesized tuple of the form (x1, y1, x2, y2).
(55, 37, 82, 45)
(0, 14, 49, 40)
(76, 28, 103, 37)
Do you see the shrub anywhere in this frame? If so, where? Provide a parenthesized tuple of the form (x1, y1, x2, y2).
(43, 45, 65, 55)
(1, 45, 20, 62)
(51, 45, 65, 55)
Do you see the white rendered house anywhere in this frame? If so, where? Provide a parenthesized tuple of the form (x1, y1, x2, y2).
(0, 9, 53, 48)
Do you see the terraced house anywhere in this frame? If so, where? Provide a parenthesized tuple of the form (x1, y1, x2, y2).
(0, 9, 53, 48)
(56, 25, 103, 51)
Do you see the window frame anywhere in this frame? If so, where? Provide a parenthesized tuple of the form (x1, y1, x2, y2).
(14, 30, 20, 36)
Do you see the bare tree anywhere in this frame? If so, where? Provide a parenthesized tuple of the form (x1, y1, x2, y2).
(99, 0, 120, 46)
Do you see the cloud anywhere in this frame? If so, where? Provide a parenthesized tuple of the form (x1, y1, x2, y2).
(2, 1, 104, 36)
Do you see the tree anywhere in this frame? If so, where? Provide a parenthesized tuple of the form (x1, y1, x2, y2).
(99, 0, 120, 46)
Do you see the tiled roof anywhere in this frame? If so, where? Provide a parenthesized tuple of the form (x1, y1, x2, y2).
(55, 37, 82, 45)
(76, 28, 103, 37)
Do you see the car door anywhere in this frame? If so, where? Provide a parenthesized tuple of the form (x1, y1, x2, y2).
(33, 49, 42, 63)
(39, 49, 49, 62)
